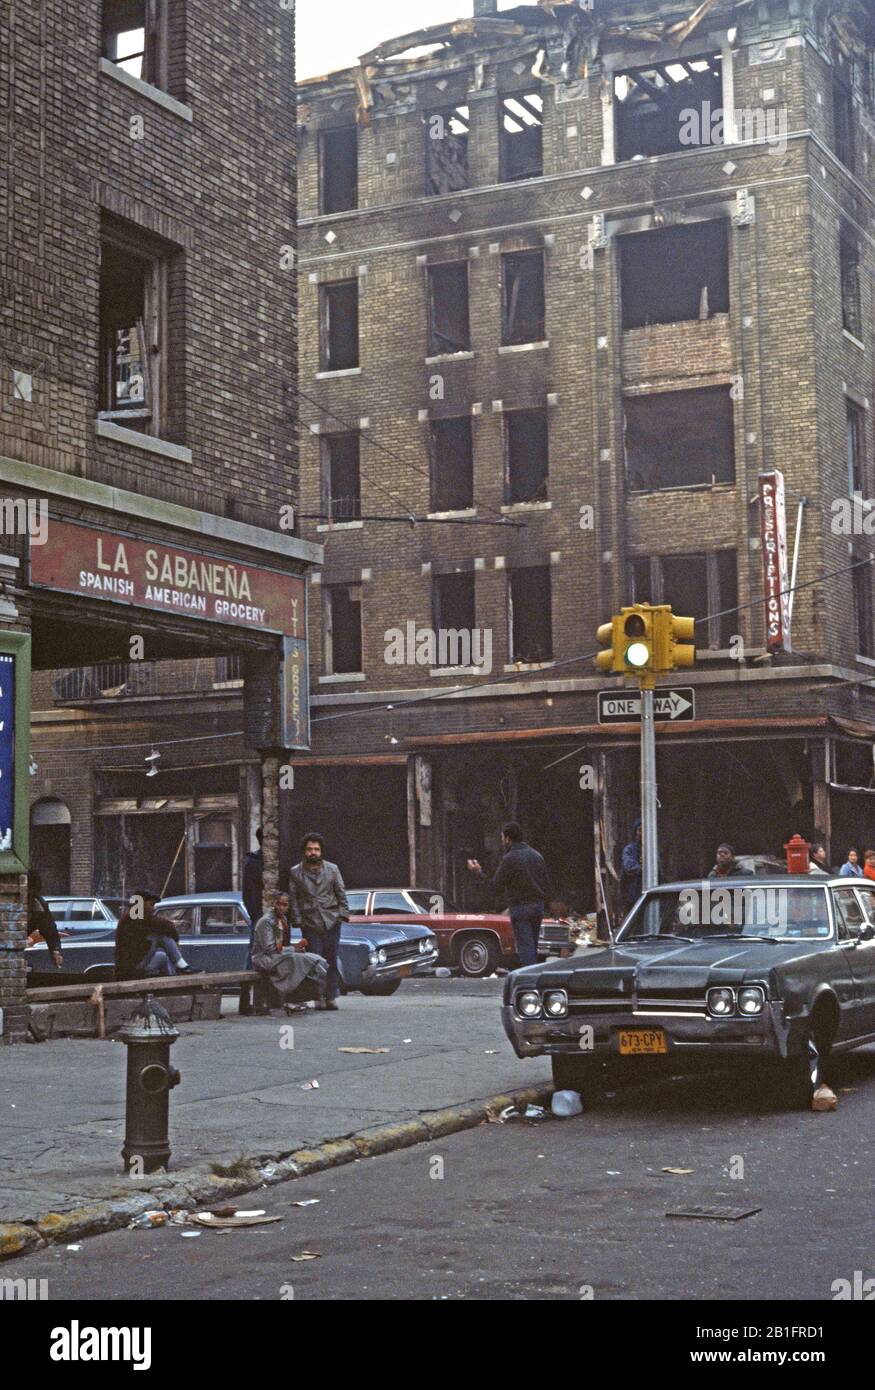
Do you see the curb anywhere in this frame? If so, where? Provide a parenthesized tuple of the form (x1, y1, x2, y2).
(0, 1083, 553, 1261)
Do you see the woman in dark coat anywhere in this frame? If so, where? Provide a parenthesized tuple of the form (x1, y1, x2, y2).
(252, 891, 327, 1011)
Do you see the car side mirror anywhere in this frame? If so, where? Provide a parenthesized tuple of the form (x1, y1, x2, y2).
(858, 924, 875, 942)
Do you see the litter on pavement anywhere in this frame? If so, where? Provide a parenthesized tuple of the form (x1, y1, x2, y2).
(301, 1079, 320, 1090)
(666, 1206, 762, 1223)
(812, 1084, 838, 1112)
(662, 1167, 695, 1175)
(192, 1211, 282, 1229)
(337, 1046, 389, 1054)
(291, 1199, 320, 1207)
(290, 1251, 321, 1261)
(551, 1089, 583, 1117)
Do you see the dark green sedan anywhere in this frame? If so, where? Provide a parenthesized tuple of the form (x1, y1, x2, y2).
(502, 877, 875, 1108)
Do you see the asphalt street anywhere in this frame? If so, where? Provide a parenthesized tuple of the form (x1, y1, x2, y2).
(6, 1041, 875, 1301)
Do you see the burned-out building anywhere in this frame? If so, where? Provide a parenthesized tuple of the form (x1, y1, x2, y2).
(0, 2, 316, 1039)
(295, 0, 875, 917)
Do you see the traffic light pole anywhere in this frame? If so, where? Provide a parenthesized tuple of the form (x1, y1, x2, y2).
(640, 686, 659, 891)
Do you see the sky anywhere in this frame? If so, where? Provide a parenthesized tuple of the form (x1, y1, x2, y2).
(297, 1, 520, 79)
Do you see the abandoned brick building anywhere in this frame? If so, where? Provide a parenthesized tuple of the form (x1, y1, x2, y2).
(295, 0, 875, 916)
(0, 1, 315, 1038)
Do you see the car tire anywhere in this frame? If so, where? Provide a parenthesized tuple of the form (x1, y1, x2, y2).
(456, 934, 500, 978)
(775, 1027, 823, 1110)
(359, 979, 402, 996)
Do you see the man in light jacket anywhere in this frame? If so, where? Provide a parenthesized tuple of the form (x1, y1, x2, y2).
(288, 832, 348, 1011)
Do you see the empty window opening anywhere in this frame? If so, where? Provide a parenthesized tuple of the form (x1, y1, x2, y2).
(99, 237, 166, 434)
(502, 250, 545, 346)
(322, 433, 361, 520)
(325, 584, 362, 674)
(320, 128, 358, 214)
(614, 55, 722, 161)
(625, 386, 735, 490)
(505, 409, 548, 504)
(620, 220, 729, 329)
(320, 281, 359, 371)
(432, 572, 476, 661)
(853, 558, 875, 658)
(509, 566, 553, 664)
(430, 417, 474, 512)
(847, 400, 866, 495)
(500, 92, 543, 181)
(841, 231, 862, 339)
(427, 262, 471, 356)
(833, 65, 856, 171)
(633, 551, 737, 650)
(102, 0, 165, 88)
(425, 105, 470, 195)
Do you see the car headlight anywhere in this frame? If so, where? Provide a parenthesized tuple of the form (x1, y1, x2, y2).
(369, 951, 380, 967)
(419, 938, 432, 954)
(707, 987, 735, 1017)
(517, 990, 542, 1018)
(543, 990, 568, 1018)
(377, 948, 388, 965)
(737, 986, 766, 1015)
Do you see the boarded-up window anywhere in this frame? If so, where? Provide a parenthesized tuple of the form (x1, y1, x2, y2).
(620, 221, 729, 329)
(320, 281, 359, 371)
(502, 250, 545, 346)
(431, 417, 474, 512)
(615, 56, 722, 161)
(320, 128, 358, 214)
(841, 230, 862, 339)
(322, 433, 361, 520)
(506, 409, 548, 503)
(325, 584, 362, 674)
(625, 387, 735, 490)
(508, 566, 552, 663)
(425, 105, 470, 195)
(500, 93, 543, 181)
(427, 262, 470, 355)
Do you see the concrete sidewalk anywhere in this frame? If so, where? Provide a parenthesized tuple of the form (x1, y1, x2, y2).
(0, 976, 550, 1229)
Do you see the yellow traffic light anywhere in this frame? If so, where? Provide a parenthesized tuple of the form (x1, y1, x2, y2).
(595, 605, 657, 678)
(596, 619, 618, 673)
(654, 608, 696, 671)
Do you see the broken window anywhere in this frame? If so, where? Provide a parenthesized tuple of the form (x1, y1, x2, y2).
(854, 558, 875, 658)
(427, 262, 471, 356)
(319, 281, 359, 371)
(320, 128, 358, 215)
(505, 408, 548, 504)
(325, 584, 362, 674)
(99, 235, 167, 434)
(841, 230, 862, 339)
(632, 550, 737, 650)
(102, 0, 166, 88)
(833, 65, 856, 171)
(432, 572, 476, 654)
(620, 220, 729, 329)
(508, 566, 552, 664)
(500, 92, 543, 181)
(501, 250, 545, 346)
(615, 55, 722, 162)
(322, 433, 361, 520)
(425, 105, 470, 195)
(625, 386, 735, 490)
(430, 417, 474, 512)
(847, 400, 866, 495)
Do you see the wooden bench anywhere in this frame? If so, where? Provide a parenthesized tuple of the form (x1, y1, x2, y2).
(26, 970, 261, 1040)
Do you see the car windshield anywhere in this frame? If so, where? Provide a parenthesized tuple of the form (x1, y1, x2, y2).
(619, 885, 832, 942)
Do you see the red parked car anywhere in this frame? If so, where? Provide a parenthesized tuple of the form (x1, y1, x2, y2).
(345, 888, 578, 978)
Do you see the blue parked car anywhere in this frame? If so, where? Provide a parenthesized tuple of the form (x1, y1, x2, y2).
(26, 891, 437, 996)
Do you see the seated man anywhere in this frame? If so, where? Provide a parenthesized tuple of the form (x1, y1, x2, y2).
(252, 891, 328, 1014)
(115, 890, 198, 980)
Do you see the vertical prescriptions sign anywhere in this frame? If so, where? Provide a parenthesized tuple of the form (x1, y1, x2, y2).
(759, 470, 791, 652)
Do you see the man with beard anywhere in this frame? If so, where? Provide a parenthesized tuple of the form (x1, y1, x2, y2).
(288, 833, 348, 1011)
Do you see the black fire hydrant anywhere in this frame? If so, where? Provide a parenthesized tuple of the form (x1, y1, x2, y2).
(119, 994, 181, 1174)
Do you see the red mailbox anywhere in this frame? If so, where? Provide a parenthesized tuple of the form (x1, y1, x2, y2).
(784, 834, 811, 875)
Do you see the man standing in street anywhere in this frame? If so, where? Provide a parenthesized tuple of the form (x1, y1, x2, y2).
(619, 819, 643, 914)
(467, 822, 548, 968)
(239, 827, 264, 1015)
(288, 833, 348, 1011)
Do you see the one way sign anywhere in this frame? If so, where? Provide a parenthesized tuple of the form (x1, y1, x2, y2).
(598, 688, 695, 724)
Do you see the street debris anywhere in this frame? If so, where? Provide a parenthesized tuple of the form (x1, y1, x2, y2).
(402, 1038, 412, 1044)
(301, 1079, 320, 1090)
(662, 1167, 695, 1175)
(812, 1084, 837, 1112)
(65, 1244, 82, 1251)
(337, 1047, 389, 1054)
(291, 1199, 320, 1208)
(128, 1210, 169, 1230)
(666, 1206, 762, 1223)
(290, 1251, 321, 1262)
(192, 1211, 282, 1229)
(180, 1231, 202, 1238)
(497, 1102, 547, 1123)
(551, 1089, 583, 1117)
(484, 1049, 498, 1055)
(435, 967, 452, 977)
